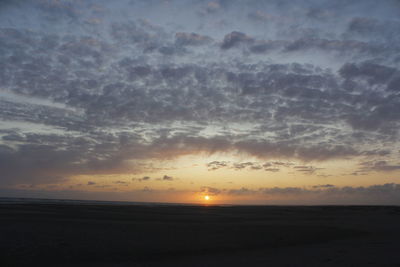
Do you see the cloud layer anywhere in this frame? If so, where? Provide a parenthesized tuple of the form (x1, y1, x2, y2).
(0, 0, 399, 195)
(2, 183, 400, 205)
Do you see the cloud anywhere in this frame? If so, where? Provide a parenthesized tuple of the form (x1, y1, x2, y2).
(142, 186, 152, 192)
(264, 168, 280, 172)
(312, 184, 335, 189)
(175, 32, 213, 46)
(162, 175, 174, 181)
(2, 182, 400, 205)
(359, 160, 400, 172)
(293, 166, 322, 174)
(113, 180, 129, 185)
(206, 161, 229, 171)
(227, 183, 400, 204)
(221, 31, 254, 49)
(339, 62, 397, 84)
(205, 161, 294, 172)
(248, 11, 277, 23)
(235, 140, 360, 161)
(346, 17, 400, 42)
(132, 176, 151, 182)
(228, 187, 254, 195)
(232, 162, 254, 170)
(200, 186, 221, 196)
(0, 0, 400, 190)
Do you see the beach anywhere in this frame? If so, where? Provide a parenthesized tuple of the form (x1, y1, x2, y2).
(1, 199, 400, 266)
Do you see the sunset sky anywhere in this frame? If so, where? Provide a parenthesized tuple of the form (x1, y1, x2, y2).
(1, 0, 400, 204)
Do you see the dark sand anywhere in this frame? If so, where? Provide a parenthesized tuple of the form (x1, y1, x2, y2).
(1, 201, 400, 266)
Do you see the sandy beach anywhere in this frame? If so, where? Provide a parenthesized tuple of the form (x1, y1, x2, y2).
(1, 200, 400, 266)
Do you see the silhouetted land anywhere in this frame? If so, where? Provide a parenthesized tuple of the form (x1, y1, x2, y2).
(1, 199, 400, 266)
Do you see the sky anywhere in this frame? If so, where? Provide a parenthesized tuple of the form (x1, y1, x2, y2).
(1, 0, 400, 204)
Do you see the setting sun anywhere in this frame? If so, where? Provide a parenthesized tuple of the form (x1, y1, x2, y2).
(204, 195, 210, 201)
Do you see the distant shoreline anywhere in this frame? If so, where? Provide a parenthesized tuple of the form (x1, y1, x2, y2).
(1, 196, 399, 207)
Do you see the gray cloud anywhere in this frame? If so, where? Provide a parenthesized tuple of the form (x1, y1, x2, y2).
(219, 183, 400, 204)
(206, 161, 229, 171)
(264, 168, 280, 172)
(113, 180, 129, 185)
(162, 175, 174, 181)
(312, 184, 335, 189)
(221, 31, 254, 50)
(0, 0, 400, 190)
(293, 165, 322, 174)
(132, 176, 151, 182)
(227, 183, 400, 204)
(175, 32, 213, 46)
(359, 160, 400, 172)
(200, 186, 221, 196)
(1, 183, 400, 205)
(206, 160, 295, 172)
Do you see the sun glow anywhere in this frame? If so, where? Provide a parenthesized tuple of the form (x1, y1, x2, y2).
(204, 195, 210, 201)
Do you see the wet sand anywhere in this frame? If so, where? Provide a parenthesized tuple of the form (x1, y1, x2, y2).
(1, 201, 400, 266)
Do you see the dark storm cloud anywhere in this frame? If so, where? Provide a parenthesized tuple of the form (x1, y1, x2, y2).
(1, 0, 400, 187)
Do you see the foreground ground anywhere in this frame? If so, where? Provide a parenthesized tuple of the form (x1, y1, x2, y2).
(1, 201, 400, 266)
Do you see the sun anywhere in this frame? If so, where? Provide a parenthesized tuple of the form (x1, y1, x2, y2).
(204, 195, 210, 201)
